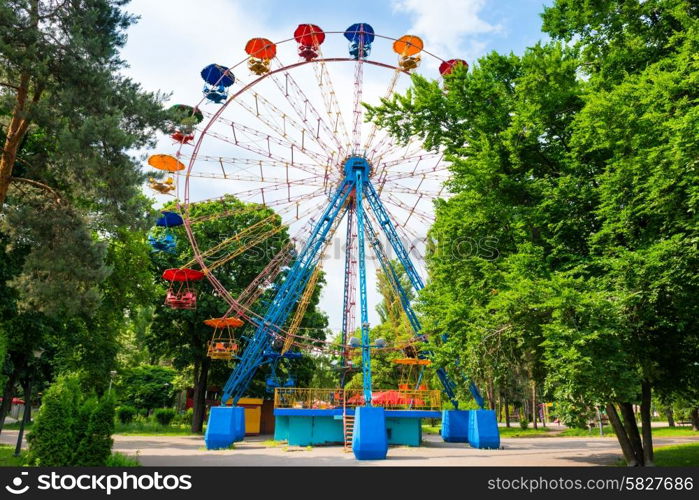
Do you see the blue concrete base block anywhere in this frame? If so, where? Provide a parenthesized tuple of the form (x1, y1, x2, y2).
(441, 410, 471, 443)
(204, 406, 246, 449)
(469, 409, 500, 449)
(352, 406, 388, 460)
(274, 415, 289, 442)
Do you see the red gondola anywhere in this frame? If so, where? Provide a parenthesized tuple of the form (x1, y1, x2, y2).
(294, 24, 325, 61)
(163, 268, 205, 309)
(439, 58, 468, 76)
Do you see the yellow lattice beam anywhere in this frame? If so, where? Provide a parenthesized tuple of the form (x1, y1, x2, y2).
(281, 263, 322, 354)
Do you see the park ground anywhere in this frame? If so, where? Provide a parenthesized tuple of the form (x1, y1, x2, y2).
(1, 423, 698, 466)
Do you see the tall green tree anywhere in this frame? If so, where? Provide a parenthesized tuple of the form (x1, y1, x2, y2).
(367, 0, 698, 465)
(0, 0, 166, 315)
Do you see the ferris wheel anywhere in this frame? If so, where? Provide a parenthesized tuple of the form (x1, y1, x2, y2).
(147, 23, 489, 457)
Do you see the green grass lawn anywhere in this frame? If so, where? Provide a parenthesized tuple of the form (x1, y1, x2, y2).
(114, 421, 199, 436)
(653, 442, 699, 466)
(2, 421, 33, 431)
(615, 442, 699, 466)
(651, 426, 698, 437)
(499, 426, 553, 437)
(561, 426, 699, 438)
(0, 445, 25, 466)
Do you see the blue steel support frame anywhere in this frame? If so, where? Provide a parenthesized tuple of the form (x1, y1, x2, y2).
(363, 187, 485, 409)
(355, 170, 373, 405)
(364, 181, 424, 291)
(220, 177, 353, 405)
(339, 202, 355, 388)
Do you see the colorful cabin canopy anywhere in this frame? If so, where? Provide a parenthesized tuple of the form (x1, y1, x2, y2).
(200, 64, 235, 87)
(166, 104, 203, 128)
(204, 317, 245, 328)
(294, 24, 325, 47)
(439, 58, 468, 76)
(165, 104, 203, 143)
(162, 268, 205, 282)
(205, 317, 242, 360)
(245, 38, 276, 75)
(148, 154, 185, 172)
(163, 268, 203, 310)
(245, 38, 277, 59)
(343, 23, 375, 44)
(155, 211, 184, 227)
(393, 35, 423, 56)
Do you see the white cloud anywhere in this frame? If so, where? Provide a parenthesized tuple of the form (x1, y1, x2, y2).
(393, 0, 500, 61)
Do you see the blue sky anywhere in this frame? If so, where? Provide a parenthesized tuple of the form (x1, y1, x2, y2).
(123, 0, 553, 332)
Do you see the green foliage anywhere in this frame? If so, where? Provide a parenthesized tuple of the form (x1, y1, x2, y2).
(73, 394, 115, 466)
(368, 0, 699, 461)
(172, 408, 194, 426)
(116, 405, 137, 424)
(153, 408, 176, 426)
(519, 417, 529, 430)
(0, 0, 168, 316)
(116, 365, 175, 411)
(26, 373, 81, 466)
(26, 373, 114, 466)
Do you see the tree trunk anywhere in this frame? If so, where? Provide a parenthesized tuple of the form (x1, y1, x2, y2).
(531, 381, 538, 429)
(691, 408, 699, 432)
(487, 379, 496, 411)
(666, 408, 675, 427)
(504, 399, 510, 428)
(620, 402, 645, 466)
(640, 380, 654, 466)
(607, 403, 639, 466)
(191, 357, 210, 433)
(21, 378, 31, 423)
(0, 68, 34, 207)
(0, 371, 18, 435)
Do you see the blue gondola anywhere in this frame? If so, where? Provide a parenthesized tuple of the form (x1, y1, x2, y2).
(149, 211, 183, 254)
(200, 64, 235, 104)
(344, 23, 374, 59)
(155, 211, 183, 227)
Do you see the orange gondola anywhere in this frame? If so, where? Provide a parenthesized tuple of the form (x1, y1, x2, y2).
(245, 38, 276, 75)
(205, 316, 244, 360)
(393, 35, 423, 71)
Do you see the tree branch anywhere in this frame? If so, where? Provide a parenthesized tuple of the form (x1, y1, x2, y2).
(10, 177, 62, 204)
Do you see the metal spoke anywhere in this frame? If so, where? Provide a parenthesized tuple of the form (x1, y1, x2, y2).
(313, 48, 352, 154)
(351, 55, 364, 152)
(268, 59, 346, 155)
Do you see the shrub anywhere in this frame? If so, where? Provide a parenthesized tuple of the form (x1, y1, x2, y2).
(519, 417, 529, 430)
(116, 405, 137, 424)
(27, 373, 115, 466)
(74, 395, 115, 466)
(26, 374, 81, 466)
(154, 408, 176, 426)
(173, 408, 193, 426)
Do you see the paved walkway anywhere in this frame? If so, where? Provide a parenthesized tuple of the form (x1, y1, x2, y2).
(2, 430, 696, 466)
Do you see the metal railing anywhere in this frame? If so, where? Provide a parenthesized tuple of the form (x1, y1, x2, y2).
(274, 387, 441, 410)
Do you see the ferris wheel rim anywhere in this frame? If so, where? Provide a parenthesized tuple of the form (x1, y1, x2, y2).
(174, 29, 452, 352)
